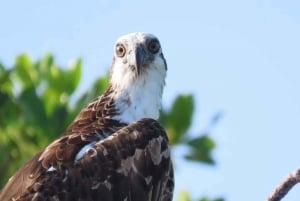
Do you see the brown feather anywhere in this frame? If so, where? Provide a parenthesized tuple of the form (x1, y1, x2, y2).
(1, 119, 173, 201)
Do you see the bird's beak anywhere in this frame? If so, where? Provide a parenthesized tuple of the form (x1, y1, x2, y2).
(130, 46, 146, 75)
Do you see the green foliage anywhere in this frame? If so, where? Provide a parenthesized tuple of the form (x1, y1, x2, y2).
(177, 190, 224, 201)
(177, 190, 192, 201)
(199, 197, 225, 201)
(160, 95, 216, 165)
(0, 53, 107, 187)
(0, 53, 223, 201)
(185, 135, 215, 164)
(160, 95, 194, 144)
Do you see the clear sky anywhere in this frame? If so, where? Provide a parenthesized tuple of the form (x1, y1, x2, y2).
(1, 0, 300, 200)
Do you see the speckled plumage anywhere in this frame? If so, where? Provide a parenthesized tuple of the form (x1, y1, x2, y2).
(0, 33, 174, 201)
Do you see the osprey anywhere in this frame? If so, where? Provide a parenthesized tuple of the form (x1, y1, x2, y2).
(0, 33, 174, 201)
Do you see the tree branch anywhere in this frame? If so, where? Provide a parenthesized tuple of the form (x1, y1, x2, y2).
(268, 167, 300, 201)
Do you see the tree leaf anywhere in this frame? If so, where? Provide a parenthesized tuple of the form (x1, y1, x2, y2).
(177, 190, 192, 201)
(14, 54, 37, 88)
(38, 53, 54, 75)
(199, 197, 225, 201)
(16, 87, 48, 128)
(48, 104, 69, 138)
(65, 59, 82, 94)
(185, 135, 216, 164)
(166, 95, 194, 144)
(0, 63, 13, 94)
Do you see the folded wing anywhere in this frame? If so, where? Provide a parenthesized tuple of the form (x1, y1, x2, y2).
(0, 118, 174, 201)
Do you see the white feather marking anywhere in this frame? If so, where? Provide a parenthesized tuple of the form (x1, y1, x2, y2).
(103, 180, 112, 190)
(91, 180, 100, 190)
(162, 145, 171, 158)
(87, 147, 97, 158)
(116, 155, 134, 176)
(145, 176, 152, 185)
(8, 175, 14, 182)
(47, 166, 57, 172)
(51, 195, 59, 201)
(31, 192, 39, 201)
(148, 136, 164, 165)
(133, 149, 143, 161)
(75, 141, 97, 161)
(62, 170, 69, 182)
(116, 148, 143, 176)
(103, 148, 108, 156)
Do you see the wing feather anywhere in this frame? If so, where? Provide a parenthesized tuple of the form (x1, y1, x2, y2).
(0, 118, 173, 201)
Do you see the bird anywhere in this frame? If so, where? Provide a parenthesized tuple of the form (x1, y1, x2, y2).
(0, 32, 174, 201)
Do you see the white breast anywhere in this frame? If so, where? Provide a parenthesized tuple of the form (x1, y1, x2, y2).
(112, 65, 166, 123)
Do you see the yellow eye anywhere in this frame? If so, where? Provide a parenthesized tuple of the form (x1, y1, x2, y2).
(148, 39, 160, 54)
(116, 44, 126, 57)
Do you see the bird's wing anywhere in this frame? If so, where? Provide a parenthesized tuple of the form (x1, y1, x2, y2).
(0, 129, 102, 201)
(0, 118, 174, 201)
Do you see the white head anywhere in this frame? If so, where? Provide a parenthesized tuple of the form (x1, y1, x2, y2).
(109, 32, 167, 123)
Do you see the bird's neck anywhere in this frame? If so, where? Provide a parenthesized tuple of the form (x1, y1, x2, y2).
(66, 71, 165, 135)
(111, 76, 164, 124)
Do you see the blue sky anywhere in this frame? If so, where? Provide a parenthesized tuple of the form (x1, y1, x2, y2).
(1, 0, 300, 200)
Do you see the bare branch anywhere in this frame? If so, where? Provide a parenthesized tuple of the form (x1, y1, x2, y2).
(268, 167, 300, 201)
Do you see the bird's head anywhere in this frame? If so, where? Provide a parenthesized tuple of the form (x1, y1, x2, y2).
(109, 32, 167, 123)
(110, 32, 167, 89)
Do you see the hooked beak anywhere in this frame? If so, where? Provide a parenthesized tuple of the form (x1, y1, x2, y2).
(129, 46, 146, 75)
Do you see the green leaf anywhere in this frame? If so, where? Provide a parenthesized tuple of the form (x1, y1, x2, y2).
(91, 72, 109, 94)
(166, 95, 194, 144)
(54, 59, 82, 95)
(16, 87, 48, 128)
(199, 197, 225, 201)
(48, 104, 69, 138)
(14, 54, 37, 88)
(38, 53, 54, 74)
(0, 64, 13, 95)
(33, 53, 54, 84)
(65, 59, 82, 94)
(41, 59, 82, 98)
(177, 190, 192, 201)
(0, 91, 19, 126)
(46, 64, 64, 93)
(185, 135, 216, 164)
(74, 73, 109, 106)
(42, 87, 61, 115)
